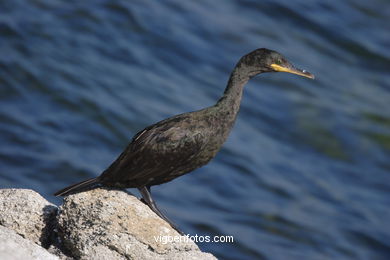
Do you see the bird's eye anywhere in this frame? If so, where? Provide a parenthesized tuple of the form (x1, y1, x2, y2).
(276, 59, 282, 65)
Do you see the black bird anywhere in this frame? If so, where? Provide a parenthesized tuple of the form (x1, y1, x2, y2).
(54, 48, 314, 234)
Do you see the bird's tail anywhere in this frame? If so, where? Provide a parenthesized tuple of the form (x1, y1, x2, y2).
(54, 177, 101, 196)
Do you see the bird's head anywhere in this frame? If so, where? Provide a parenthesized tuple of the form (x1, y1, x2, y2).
(240, 48, 315, 79)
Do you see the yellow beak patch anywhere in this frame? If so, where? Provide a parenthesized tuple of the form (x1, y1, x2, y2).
(271, 64, 315, 79)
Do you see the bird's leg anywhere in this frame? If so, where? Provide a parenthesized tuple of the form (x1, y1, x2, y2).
(138, 186, 184, 235)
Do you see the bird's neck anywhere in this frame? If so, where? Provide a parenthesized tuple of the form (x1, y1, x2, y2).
(215, 64, 251, 119)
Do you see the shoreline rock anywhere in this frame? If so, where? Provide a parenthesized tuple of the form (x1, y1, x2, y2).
(0, 189, 57, 247)
(0, 188, 216, 260)
(0, 226, 59, 260)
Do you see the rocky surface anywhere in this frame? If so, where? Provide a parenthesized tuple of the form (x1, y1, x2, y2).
(0, 188, 217, 260)
(0, 189, 57, 247)
(0, 225, 59, 260)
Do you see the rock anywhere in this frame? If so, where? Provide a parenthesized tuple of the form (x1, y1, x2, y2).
(0, 189, 58, 247)
(58, 188, 216, 260)
(0, 188, 216, 259)
(0, 225, 59, 260)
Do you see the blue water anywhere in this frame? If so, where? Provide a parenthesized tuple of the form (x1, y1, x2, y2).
(1, 0, 389, 259)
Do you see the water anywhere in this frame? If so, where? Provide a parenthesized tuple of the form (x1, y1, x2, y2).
(1, 0, 389, 259)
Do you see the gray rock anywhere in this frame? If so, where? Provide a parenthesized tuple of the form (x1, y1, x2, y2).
(58, 188, 216, 260)
(0, 189, 58, 247)
(0, 225, 59, 260)
(0, 188, 216, 259)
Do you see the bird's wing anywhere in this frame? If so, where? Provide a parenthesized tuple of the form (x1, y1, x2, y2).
(100, 114, 207, 185)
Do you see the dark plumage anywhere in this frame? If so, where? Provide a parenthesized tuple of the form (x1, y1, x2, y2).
(54, 48, 314, 234)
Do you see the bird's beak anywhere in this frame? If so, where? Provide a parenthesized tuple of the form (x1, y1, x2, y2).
(270, 64, 315, 79)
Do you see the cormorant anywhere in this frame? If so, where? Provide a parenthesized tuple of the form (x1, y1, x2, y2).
(54, 48, 314, 234)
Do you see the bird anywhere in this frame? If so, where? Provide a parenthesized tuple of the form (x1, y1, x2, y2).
(54, 48, 314, 234)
